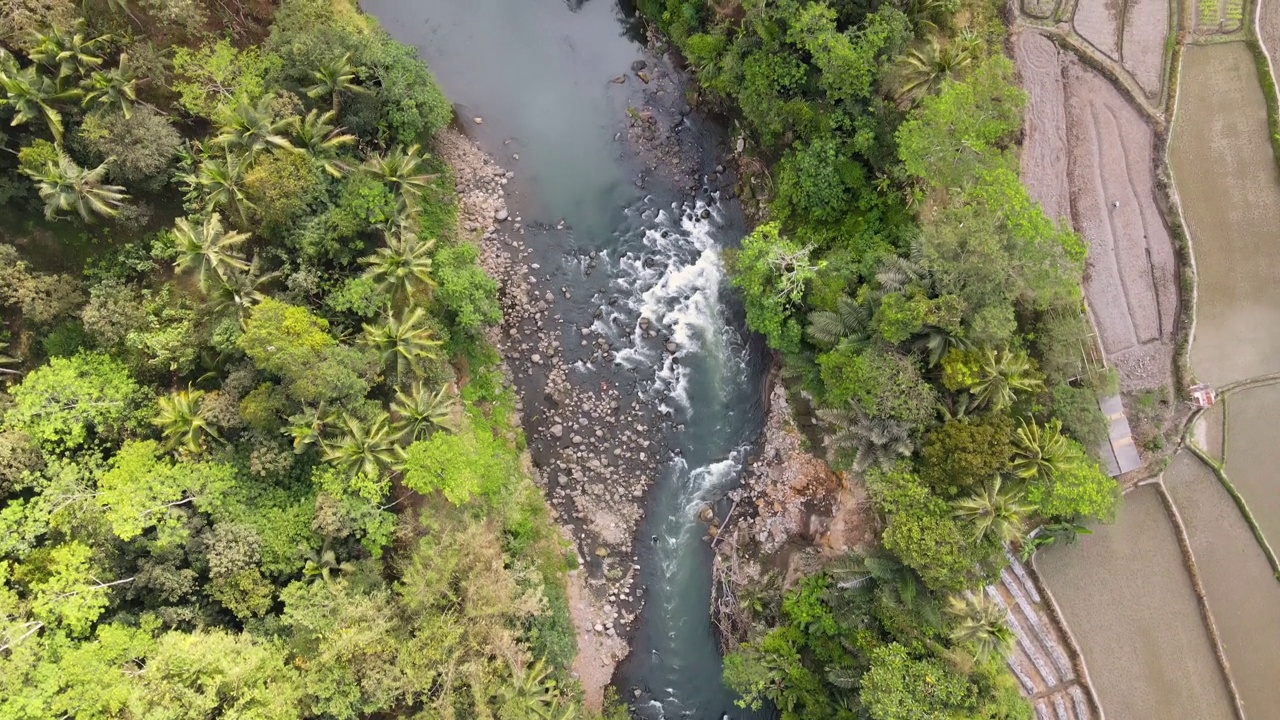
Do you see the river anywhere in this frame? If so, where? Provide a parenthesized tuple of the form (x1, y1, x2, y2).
(359, 0, 771, 716)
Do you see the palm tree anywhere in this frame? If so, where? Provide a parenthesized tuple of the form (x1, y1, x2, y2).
(24, 154, 128, 222)
(153, 387, 221, 454)
(360, 228, 436, 306)
(322, 412, 404, 478)
(363, 306, 442, 384)
(805, 295, 868, 348)
(81, 55, 139, 118)
(291, 109, 355, 178)
(304, 53, 368, 115)
(970, 348, 1045, 411)
(284, 405, 334, 454)
(214, 96, 295, 159)
(0, 56, 81, 144)
(945, 592, 1012, 661)
(172, 213, 251, 290)
(363, 144, 439, 209)
(1011, 418, 1070, 481)
(828, 551, 941, 632)
(180, 152, 255, 225)
(29, 23, 106, 81)
(913, 325, 968, 368)
(817, 401, 914, 472)
(391, 382, 461, 441)
(890, 34, 976, 105)
(207, 256, 279, 322)
(952, 476, 1035, 544)
(302, 541, 355, 582)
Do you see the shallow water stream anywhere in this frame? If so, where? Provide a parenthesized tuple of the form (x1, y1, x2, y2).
(361, 1, 770, 716)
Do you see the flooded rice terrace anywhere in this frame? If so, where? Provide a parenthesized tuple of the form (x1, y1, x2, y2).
(360, 0, 770, 716)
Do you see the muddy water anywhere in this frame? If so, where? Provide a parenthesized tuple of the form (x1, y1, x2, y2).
(1223, 385, 1280, 546)
(1170, 42, 1280, 387)
(1164, 451, 1280, 716)
(359, 1, 770, 716)
(1035, 486, 1235, 720)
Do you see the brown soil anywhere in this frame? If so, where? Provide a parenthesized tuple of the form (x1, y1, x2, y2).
(1074, 0, 1121, 58)
(1120, 0, 1170, 97)
(1262, 0, 1280, 83)
(1014, 31, 1073, 226)
(1063, 56, 1177, 390)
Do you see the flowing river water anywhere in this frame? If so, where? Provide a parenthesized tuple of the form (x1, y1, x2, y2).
(361, 1, 771, 716)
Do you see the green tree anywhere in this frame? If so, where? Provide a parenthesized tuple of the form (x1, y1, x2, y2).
(172, 213, 251, 291)
(402, 420, 512, 504)
(920, 414, 1014, 497)
(25, 541, 128, 636)
(867, 467, 995, 592)
(859, 643, 974, 720)
(171, 39, 281, 119)
(952, 476, 1034, 544)
(729, 223, 820, 354)
(22, 154, 128, 222)
(1025, 443, 1118, 521)
(5, 352, 141, 452)
(239, 298, 374, 403)
(817, 343, 937, 428)
(96, 439, 233, 540)
(243, 147, 323, 231)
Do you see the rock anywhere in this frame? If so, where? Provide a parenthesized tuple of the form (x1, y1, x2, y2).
(631, 59, 647, 72)
(611, 75, 626, 84)
(595, 546, 609, 558)
(473, 117, 483, 124)
(550, 424, 564, 438)
(594, 623, 604, 632)
(495, 208, 509, 222)
(665, 342, 678, 353)
(637, 71, 650, 84)
(531, 353, 542, 364)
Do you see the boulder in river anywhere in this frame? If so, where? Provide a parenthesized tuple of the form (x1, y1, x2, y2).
(495, 208, 509, 222)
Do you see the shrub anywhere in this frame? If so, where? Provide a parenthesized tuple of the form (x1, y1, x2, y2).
(78, 107, 183, 191)
(818, 343, 937, 428)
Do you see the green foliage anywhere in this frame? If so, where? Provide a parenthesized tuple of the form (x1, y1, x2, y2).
(920, 413, 1014, 496)
(432, 242, 501, 347)
(860, 643, 973, 719)
(96, 439, 231, 540)
(239, 298, 375, 403)
(729, 222, 819, 353)
(402, 413, 513, 505)
(1025, 441, 1118, 521)
(896, 55, 1024, 189)
(787, 4, 912, 105)
(243, 148, 324, 233)
(1050, 381, 1109, 447)
(867, 467, 998, 591)
(78, 106, 182, 190)
(817, 343, 937, 427)
(5, 352, 143, 452)
(171, 40, 281, 119)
